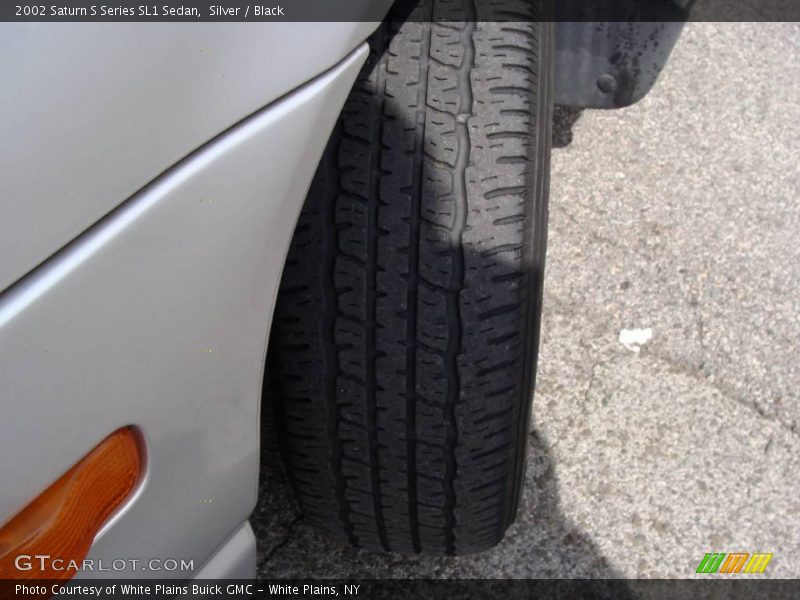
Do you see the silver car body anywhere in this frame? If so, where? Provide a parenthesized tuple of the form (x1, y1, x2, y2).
(0, 19, 388, 578)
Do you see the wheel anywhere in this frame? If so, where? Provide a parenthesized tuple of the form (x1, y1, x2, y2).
(268, 0, 552, 555)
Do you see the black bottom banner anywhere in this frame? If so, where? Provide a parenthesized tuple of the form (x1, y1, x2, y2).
(2, 579, 800, 600)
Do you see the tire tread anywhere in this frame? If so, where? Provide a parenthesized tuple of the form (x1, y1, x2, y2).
(269, 0, 550, 555)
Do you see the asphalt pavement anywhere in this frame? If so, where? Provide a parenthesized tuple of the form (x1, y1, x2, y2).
(252, 23, 800, 578)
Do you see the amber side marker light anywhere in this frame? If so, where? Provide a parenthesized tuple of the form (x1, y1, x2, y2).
(0, 427, 141, 579)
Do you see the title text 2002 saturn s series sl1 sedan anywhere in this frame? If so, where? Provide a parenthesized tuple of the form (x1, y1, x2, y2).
(0, 0, 683, 580)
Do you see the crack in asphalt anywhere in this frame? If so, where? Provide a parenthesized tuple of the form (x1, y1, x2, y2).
(645, 349, 798, 439)
(548, 298, 799, 439)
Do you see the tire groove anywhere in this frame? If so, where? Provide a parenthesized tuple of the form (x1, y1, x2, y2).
(405, 14, 432, 555)
(323, 125, 357, 546)
(443, 7, 476, 555)
(367, 23, 390, 552)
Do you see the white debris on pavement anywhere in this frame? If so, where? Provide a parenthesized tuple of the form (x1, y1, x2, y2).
(618, 328, 653, 353)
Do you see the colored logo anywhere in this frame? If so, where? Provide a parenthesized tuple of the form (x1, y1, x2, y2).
(696, 552, 773, 574)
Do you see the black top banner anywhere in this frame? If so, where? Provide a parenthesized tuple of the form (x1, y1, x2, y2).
(2, 0, 800, 22)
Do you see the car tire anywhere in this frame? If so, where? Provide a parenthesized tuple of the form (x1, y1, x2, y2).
(268, 0, 552, 555)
